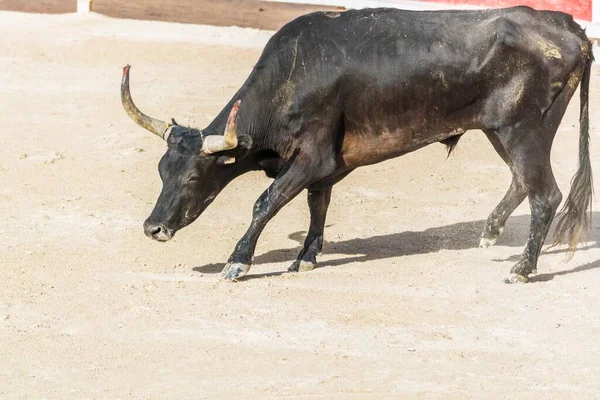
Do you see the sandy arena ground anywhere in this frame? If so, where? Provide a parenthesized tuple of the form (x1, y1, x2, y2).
(1, 10, 600, 399)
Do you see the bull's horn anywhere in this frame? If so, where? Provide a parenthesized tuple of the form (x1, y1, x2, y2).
(202, 100, 241, 154)
(121, 65, 170, 140)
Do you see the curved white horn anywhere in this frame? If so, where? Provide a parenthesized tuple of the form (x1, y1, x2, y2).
(202, 100, 241, 154)
(121, 65, 170, 140)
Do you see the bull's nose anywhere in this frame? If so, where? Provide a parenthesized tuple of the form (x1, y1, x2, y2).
(143, 220, 173, 241)
(144, 225, 162, 236)
(143, 220, 160, 237)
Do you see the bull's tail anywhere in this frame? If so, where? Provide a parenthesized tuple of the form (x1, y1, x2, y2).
(552, 48, 594, 256)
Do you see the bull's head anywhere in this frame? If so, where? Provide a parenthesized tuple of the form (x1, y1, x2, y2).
(121, 65, 251, 241)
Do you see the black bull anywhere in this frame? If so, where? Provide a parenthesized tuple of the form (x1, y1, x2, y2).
(121, 7, 593, 283)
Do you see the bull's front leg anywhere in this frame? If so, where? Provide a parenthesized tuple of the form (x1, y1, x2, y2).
(221, 156, 331, 281)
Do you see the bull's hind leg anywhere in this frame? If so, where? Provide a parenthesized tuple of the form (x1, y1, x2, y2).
(492, 126, 563, 283)
(480, 130, 527, 247)
(289, 187, 332, 272)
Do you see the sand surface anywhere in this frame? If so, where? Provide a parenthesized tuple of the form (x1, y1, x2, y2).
(1, 10, 600, 399)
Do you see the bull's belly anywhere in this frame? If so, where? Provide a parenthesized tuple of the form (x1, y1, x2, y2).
(338, 127, 465, 169)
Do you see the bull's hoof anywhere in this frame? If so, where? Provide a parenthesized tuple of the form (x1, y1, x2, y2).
(503, 273, 529, 284)
(479, 227, 503, 248)
(221, 262, 250, 281)
(479, 236, 497, 248)
(506, 260, 535, 284)
(288, 260, 316, 272)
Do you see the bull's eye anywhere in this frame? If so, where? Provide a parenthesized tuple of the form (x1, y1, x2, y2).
(187, 175, 200, 183)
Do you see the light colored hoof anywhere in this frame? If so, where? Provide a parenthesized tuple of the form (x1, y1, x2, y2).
(479, 228, 503, 248)
(298, 260, 316, 272)
(479, 237, 497, 248)
(221, 262, 250, 281)
(288, 260, 316, 272)
(503, 273, 529, 284)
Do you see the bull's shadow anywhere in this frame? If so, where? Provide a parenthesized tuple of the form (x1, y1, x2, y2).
(194, 212, 600, 282)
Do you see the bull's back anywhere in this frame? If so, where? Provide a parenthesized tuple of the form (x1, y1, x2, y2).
(241, 7, 588, 166)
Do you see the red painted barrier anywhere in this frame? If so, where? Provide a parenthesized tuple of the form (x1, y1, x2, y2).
(422, 0, 592, 20)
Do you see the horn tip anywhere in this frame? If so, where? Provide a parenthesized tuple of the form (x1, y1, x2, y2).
(122, 64, 131, 77)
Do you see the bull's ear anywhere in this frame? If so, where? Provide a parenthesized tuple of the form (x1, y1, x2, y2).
(236, 134, 253, 153)
(214, 134, 252, 165)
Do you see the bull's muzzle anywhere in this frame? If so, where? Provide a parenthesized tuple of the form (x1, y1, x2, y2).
(143, 220, 174, 242)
